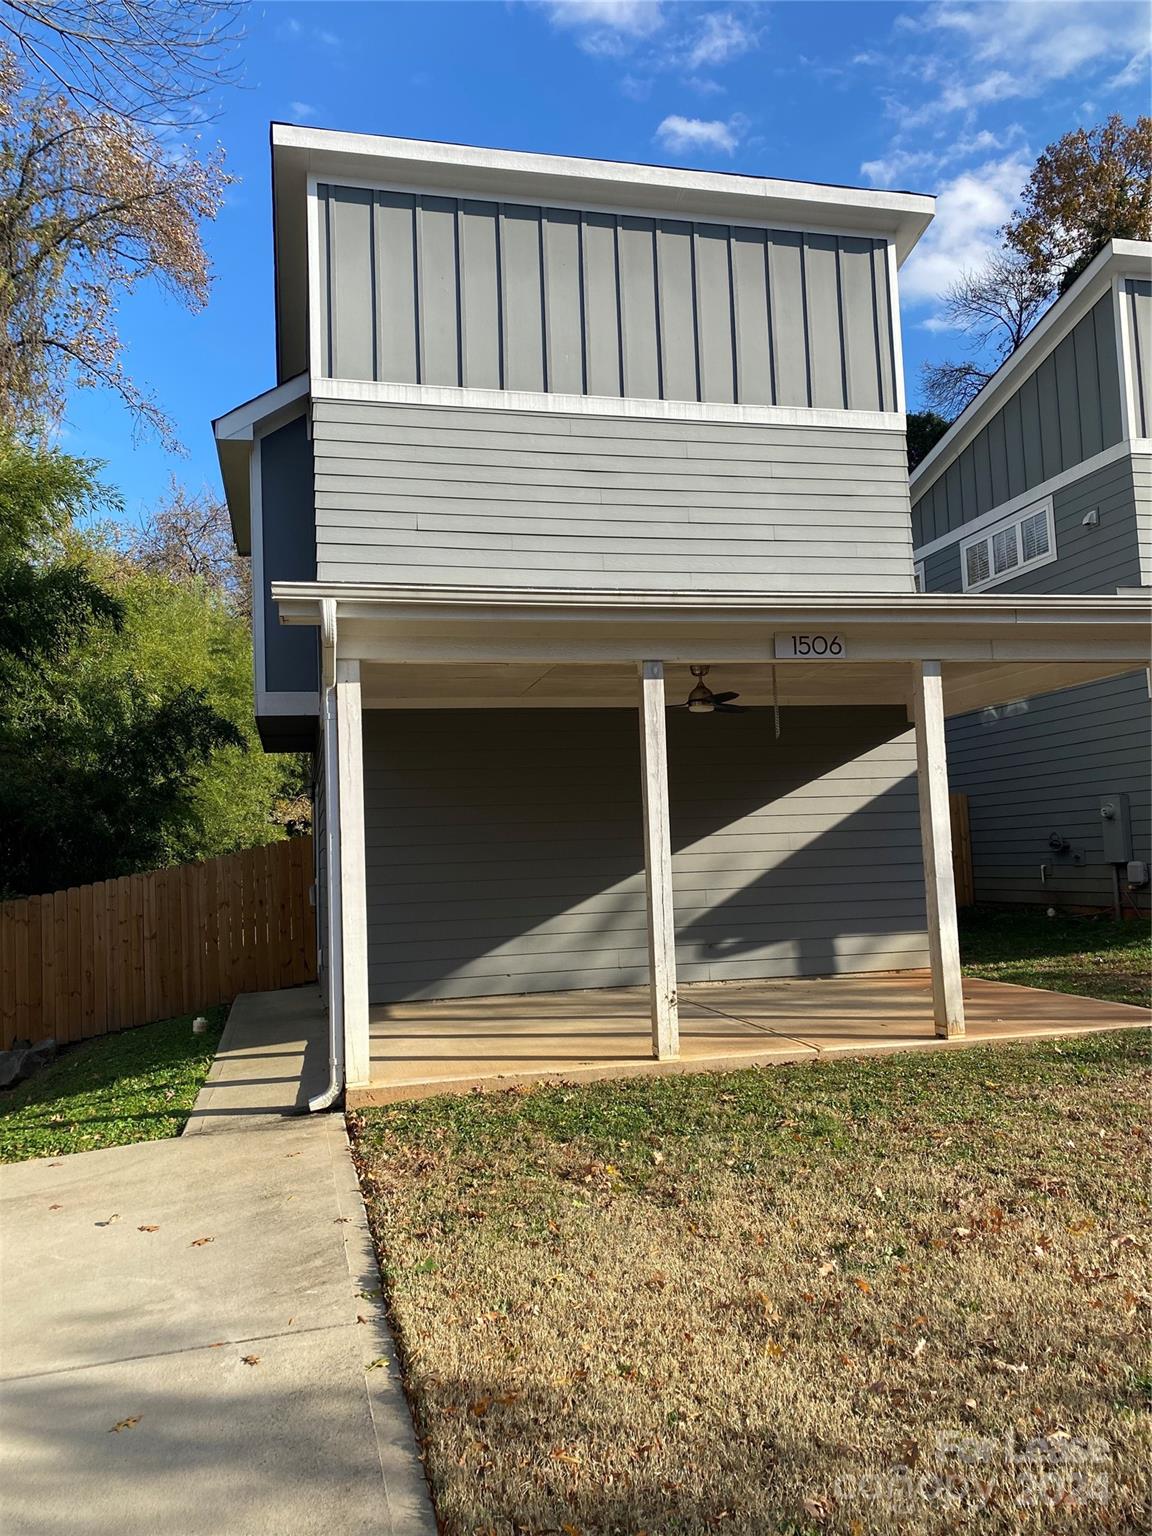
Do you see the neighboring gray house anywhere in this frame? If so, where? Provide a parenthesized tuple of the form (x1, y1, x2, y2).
(911, 240, 1152, 915)
(214, 127, 1148, 1100)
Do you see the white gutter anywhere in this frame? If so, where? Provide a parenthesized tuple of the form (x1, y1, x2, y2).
(308, 597, 345, 1113)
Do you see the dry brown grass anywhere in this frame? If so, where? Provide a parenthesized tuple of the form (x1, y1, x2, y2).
(351, 1031, 1151, 1535)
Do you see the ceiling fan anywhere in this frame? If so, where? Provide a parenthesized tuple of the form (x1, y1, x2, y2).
(676, 665, 746, 714)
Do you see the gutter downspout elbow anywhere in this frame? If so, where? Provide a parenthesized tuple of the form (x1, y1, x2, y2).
(308, 597, 345, 1113)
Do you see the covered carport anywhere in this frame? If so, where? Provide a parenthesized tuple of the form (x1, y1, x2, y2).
(272, 583, 1151, 1100)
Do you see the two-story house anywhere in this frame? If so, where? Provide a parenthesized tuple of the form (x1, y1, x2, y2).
(911, 240, 1151, 916)
(214, 127, 1149, 1105)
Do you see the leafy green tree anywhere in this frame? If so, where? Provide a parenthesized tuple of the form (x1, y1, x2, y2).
(0, 434, 301, 897)
(1005, 115, 1152, 293)
(906, 411, 951, 473)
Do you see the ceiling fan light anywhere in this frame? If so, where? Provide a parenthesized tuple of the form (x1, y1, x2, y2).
(687, 697, 715, 713)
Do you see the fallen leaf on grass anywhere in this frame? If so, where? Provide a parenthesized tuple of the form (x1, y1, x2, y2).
(190, 1236, 215, 1247)
(852, 1277, 872, 1294)
(551, 1449, 583, 1468)
(109, 1417, 140, 1432)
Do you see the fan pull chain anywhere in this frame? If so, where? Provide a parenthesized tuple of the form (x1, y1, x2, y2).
(771, 665, 781, 739)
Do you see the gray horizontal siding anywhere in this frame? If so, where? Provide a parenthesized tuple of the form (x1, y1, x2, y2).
(1127, 279, 1152, 437)
(317, 184, 898, 412)
(362, 707, 928, 1002)
(947, 671, 1151, 910)
(918, 455, 1142, 596)
(313, 400, 915, 592)
(911, 295, 1123, 546)
(1134, 450, 1151, 585)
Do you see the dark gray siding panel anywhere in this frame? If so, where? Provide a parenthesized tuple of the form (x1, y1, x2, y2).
(259, 416, 318, 694)
(994, 457, 1142, 595)
(911, 295, 1123, 546)
(947, 672, 1151, 911)
(317, 184, 897, 411)
(918, 456, 1142, 597)
(313, 736, 328, 988)
(362, 707, 928, 1002)
(313, 399, 915, 592)
(1127, 279, 1152, 437)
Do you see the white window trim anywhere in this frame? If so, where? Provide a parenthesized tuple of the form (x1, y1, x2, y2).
(960, 496, 1056, 593)
(913, 560, 925, 592)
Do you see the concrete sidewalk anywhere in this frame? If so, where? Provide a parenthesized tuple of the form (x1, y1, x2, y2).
(0, 1012, 435, 1534)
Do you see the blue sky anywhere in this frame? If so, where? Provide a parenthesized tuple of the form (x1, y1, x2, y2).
(64, 0, 1150, 524)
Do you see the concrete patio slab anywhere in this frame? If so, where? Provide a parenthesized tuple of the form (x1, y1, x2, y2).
(0, 1110, 435, 1535)
(352, 972, 1149, 1104)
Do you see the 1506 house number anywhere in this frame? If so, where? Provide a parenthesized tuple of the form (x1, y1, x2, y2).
(774, 633, 847, 658)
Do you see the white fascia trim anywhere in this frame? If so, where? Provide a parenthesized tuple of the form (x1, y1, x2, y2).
(213, 373, 309, 441)
(274, 123, 934, 260)
(910, 240, 1152, 497)
(313, 170, 911, 248)
(272, 579, 1151, 621)
(311, 375, 905, 433)
(913, 438, 1151, 561)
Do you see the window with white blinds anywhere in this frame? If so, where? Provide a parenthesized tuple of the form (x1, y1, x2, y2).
(960, 498, 1056, 592)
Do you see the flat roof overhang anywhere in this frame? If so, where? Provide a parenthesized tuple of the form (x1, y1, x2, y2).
(270, 124, 935, 382)
(271, 583, 1151, 718)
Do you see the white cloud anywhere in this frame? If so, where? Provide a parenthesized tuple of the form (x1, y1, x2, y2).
(900, 151, 1033, 305)
(895, 0, 1150, 114)
(685, 74, 726, 96)
(654, 114, 743, 155)
(684, 11, 756, 69)
(619, 72, 653, 100)
(860, 125, 1026, 188)
(543, 0, 664, 38)
(287, 101, 318, 123)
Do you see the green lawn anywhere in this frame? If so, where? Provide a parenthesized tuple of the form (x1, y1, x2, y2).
(0, 1007, 227, 1164)
(960, 905, 1151, 1009)
(351, 908, 1150, 1535)
(353, 1030, 1150, 1536)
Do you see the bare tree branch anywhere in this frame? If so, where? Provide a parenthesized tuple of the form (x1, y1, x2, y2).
(0, 0, 244, 124)
(920, 251, 1054, 421)
(0, 56, 230, 445)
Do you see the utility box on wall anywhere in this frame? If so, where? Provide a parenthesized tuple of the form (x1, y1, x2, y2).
(1099, 793, 1133, 864)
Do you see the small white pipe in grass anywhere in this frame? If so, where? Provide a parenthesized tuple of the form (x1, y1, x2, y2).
(309, 600, 345, 1113)
(192, 1016, 209, 1035)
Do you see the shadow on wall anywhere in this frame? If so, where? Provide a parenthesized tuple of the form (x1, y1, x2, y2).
(361, 707, 928, 1004)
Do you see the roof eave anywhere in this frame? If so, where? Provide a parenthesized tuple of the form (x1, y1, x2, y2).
(910, 238, 1152, 499)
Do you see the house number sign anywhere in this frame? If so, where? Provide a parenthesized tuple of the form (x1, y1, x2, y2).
(774, 633, 847, 658)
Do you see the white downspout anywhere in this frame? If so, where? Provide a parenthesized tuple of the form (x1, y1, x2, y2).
(308, 598, 345, 1112)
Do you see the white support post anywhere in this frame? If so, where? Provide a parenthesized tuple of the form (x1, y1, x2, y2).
(336, 657, 371, 1086)
(638, 661, 679, 1060)
(912, 660, 965, 1038)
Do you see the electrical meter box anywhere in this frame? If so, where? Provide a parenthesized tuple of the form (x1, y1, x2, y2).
(1099, 793, 1133, 864)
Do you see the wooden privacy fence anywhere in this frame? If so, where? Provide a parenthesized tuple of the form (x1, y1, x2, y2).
(0, 837, 317, 1050)
(950, 792, 974, 908)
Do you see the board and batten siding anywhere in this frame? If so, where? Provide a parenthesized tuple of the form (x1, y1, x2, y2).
(361, 707, 927, 1004)
(1125, 279, 1152, 438)
(316, 184, 899, 412)
(312, 399, 915, 592)
(946, 672, 1151, 911)
(921, 454, 1145, 595)
(911, 295, 1123, 548)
